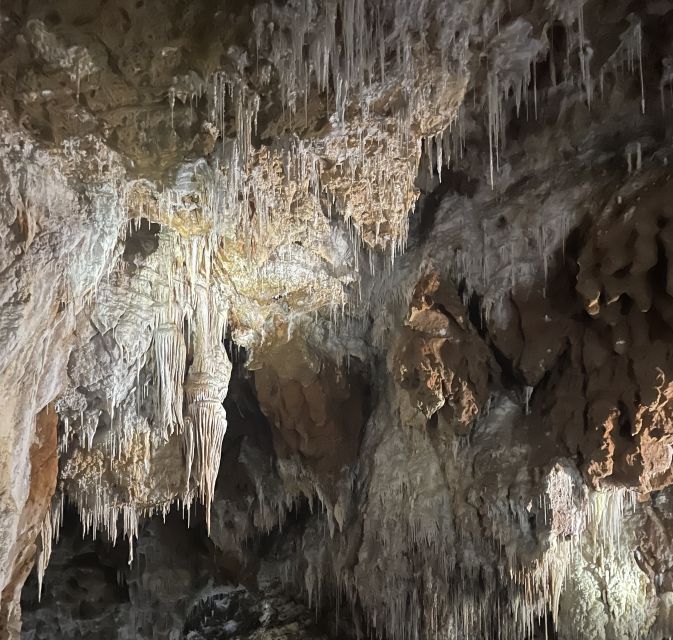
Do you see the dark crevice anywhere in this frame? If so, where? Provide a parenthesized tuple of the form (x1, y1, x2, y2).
(122, 218, 161, 262)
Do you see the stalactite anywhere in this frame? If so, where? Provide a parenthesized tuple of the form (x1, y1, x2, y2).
(153, 302, 186, 440)
(183, 287, 232, 533)
(600, 15, 645, 114)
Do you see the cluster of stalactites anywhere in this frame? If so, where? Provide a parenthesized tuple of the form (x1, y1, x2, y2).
(183, 285, 232, 533)
(599, 15, 644, 114)
(163, 0, 473, 260)
(339, 463, 639, 640)
(148, 234, 232, 532)
(485, 17, 549, 188)
(486, 7, 648, 189)
(68, 486, 179, 567)
(35, 495, 63, 601)
(251, 0, 469, 124)
(509, 466, 638, 636)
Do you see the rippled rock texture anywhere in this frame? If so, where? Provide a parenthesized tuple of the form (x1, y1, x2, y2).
(4, 0, 673, 638)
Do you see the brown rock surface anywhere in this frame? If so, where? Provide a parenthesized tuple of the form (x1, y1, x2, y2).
(254, 336, 365, 489)
(0, 405, 57, 638)
(392, 271, 493, 431)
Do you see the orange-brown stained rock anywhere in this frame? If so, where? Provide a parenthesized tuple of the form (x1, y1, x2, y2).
(391, 214, 673, 496)
(540, 319, 673, 492)
(628, 370, 673, 492)
(583, 406, 618, 486)
(0, 405, 58, 639)
(392, 271, 493, 432)
(253, 336, 365, 493)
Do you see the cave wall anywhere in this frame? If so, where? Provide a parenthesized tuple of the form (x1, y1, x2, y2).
(3, 0, 673, 638)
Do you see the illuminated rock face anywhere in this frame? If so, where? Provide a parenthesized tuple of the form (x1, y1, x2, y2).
(3, 0, 673, 638)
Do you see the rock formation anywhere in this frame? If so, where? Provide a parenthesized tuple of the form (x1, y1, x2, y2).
(2, 0, 673, 638)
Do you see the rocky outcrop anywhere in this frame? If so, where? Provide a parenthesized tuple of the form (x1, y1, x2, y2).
(254, 336, 365, 482)
(392, 271, 493, 430)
